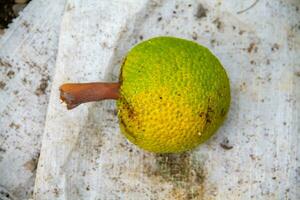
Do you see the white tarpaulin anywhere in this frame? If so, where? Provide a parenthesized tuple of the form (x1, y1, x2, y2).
(0, 0, 65, 199)
(1, 0, 299, 199)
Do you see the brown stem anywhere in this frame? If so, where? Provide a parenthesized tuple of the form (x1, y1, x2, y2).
(59, 82, 120, 109)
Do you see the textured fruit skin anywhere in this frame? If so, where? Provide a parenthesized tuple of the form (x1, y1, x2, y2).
(117, 36, 230, 153)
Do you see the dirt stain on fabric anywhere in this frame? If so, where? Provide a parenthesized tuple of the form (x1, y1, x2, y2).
(144, 153, 207, 199)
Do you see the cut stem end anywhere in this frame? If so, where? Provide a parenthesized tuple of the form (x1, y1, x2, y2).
(59, 82, 120, 110)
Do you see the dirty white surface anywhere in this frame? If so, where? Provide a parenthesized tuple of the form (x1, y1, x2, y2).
(0, 0, 299, 199)
(34, 0, 300, 199)
(0, 0, 66, 199)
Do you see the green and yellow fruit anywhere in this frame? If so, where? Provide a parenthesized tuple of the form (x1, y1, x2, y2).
(117, 37, 230, 153)
(60, 36, 230, 153)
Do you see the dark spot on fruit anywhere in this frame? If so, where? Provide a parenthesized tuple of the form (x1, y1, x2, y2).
(206, 118, 211, 123)
(159, 96, 162, 99)
(125, 106, 135, 122)
(195, 4, 207, 19)
(119, 57, 127, 84)
(205, 106, 214, 124)
(199, 112, 205, 118)
(220, 108, 226, 117)
(119, 99, 138, 140)
(119, 117, 136, 141)
(113, 110, 118, 116)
